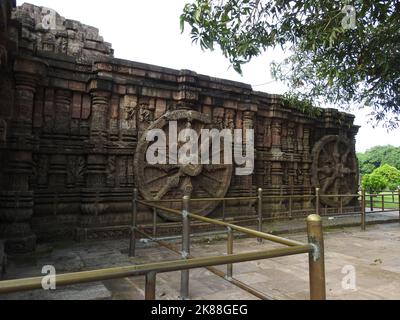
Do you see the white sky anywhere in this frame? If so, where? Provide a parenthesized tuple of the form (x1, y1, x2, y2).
(17, 0, 400, 153)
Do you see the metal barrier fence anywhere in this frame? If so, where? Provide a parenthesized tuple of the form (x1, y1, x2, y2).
(0, 189, 327, 301)
(135, 188, 400, 240)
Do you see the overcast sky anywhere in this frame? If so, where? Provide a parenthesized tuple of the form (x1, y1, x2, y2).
(16, 0, 400, 153)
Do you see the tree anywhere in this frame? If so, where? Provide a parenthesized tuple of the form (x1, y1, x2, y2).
(358, 145, 400, 175)
(373, 164, 400, 190)
(362, 173, 388, 193)
(180, 1, 400, 128)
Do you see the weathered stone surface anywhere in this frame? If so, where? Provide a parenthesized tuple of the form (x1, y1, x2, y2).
(0, 2, 360, 253)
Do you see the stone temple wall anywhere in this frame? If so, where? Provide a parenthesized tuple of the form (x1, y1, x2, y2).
(0, 2, 359, 254)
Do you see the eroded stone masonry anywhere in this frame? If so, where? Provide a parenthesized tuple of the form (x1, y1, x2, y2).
(0, 2, 360, 254)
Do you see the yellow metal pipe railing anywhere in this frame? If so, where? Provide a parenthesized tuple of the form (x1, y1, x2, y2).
(0, 245, 312, 295)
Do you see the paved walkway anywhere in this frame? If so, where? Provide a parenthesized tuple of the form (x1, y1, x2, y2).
(1, 217, 400, 300)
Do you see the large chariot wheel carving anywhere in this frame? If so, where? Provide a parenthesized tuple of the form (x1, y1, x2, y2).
(311, 135, 358, 207)
(134, 110, 233, 221)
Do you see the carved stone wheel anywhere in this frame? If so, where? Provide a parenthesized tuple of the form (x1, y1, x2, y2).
(311, 135, 358, 207)
(134, 110, 233, 221)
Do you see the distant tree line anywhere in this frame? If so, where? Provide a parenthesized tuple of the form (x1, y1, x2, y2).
(358, 145, 400, 192)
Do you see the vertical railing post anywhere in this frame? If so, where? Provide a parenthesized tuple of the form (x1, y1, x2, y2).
(289, 195, 293, 219)
(222, 199, 226, 222)
(153, 208, 157, 238)
(129, 188, 138, 257)
(339, 196, 343, 214)
(226, 227, 233, 279)
(398, 189, 400, 223)
(145, 271, 157, 300)
(257, 188, 263, 243)
(180, 195, 190, 300)
(361, 189, 366, 231)
(370, 193, 373, 212)
(382, 194, 385, 212)
(315, 188, 320, 216)
(307, 214, 326, 300)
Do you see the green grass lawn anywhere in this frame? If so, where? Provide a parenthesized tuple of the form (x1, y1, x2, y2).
(366, 192, 400, 210)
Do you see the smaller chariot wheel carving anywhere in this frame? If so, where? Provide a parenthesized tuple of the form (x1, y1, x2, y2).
(311, 135, 358, 207)
(134, 110, 233, 221)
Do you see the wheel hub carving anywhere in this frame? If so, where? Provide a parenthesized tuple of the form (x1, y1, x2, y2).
(311, 135, 358, 207)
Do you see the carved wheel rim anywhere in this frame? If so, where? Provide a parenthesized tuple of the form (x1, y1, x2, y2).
(134, 110, 233, 221)
(311, 135, 358, 207)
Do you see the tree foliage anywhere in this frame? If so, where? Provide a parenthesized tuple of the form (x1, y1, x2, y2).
(180, 0, 400, 128)
(362, 164, 400, 191)
(358, 145, 400, 174)
(362, 172, 388, 193)
(373, 164, 400, 190)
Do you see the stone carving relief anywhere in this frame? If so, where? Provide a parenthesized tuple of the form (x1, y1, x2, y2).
(139, 103, 154, 124)
(67, 156, 86, 187)
(312, 135, 358, 207)
(213, 108, 225, 130)
(106, 155, 116, 187)
(224, 109, 236, 131)
(0, 119, 6, 142)
(121, 95, 137, 131)
(134, 110, 233, 221)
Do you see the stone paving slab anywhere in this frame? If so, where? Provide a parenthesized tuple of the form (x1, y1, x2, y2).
(1, 222, 400, 300)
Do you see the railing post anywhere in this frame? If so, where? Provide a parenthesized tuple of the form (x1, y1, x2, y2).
(145, 271, 156, 300)
(382, 194, 385, 212)
(361, 189, 366, 231)
(398, 189, 400, 223)
(315, 188, 320, 216)
(226, 227, 233, 279)
(153, 208, 157, 237)
(180, 195, 190, 300)
(257, 188, 263, 243)
(222, 199, 226, 222)
(370, 193, 373, 212)
(129, 188, 138, 257)
(307, 214, 326, 300)
(289, 195, 293, 219)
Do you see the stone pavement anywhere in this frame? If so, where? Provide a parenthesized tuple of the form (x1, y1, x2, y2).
(0, 219, 400, 300)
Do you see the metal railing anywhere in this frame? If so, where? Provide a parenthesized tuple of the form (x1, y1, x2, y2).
(135, 187, 400, 241)
(128, 189, 326, 300)
(0, 189, 327, 301)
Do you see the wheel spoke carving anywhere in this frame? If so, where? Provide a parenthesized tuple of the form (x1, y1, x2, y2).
(134, 110, 233, 221)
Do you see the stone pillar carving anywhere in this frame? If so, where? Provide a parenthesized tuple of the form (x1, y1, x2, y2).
(54, 89, 72, 135)
(89, 79, 112, 139)
(271, 120, 282, 152)
(176, 70, 199, 110)
(79, 79, 112, 220)
(0, 56, 46, 254)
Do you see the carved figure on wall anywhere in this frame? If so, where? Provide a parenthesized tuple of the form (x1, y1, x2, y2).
(213, 109, 225, 131)
(139, 103, 154, 123)
(125, 104, 136, 121)
(224, 110, 235, 132)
